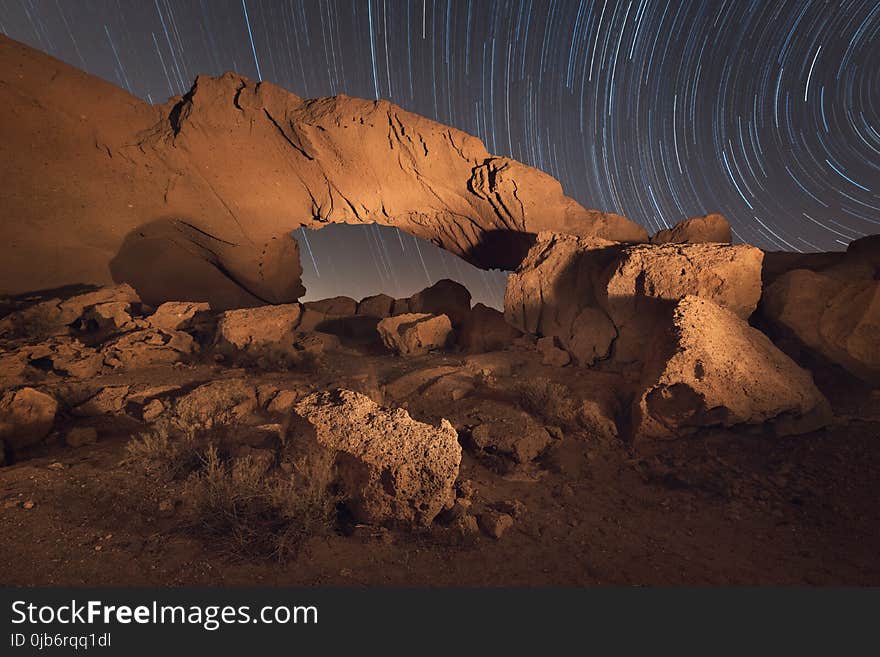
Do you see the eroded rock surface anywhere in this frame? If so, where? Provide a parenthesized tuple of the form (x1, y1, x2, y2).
(505, 233, 763, 364)
(0, 35, 646, 307)
(650, 213, 732, 245)
(632, 296, 831, 441)
(288, 389, 461, 526)
(761, 236, 879, 384)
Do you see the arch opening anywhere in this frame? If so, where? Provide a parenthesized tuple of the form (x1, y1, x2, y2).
(293, 223, 510, 310)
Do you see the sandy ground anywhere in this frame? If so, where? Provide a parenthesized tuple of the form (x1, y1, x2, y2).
(1, 348, 878, 587)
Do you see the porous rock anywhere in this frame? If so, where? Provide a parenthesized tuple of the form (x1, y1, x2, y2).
(632, 296, 831, 441)
(172, 379, 258, 430)
(288, 389, 461, 527)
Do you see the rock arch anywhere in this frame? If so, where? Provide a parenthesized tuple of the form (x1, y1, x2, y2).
(0, 35, 647, 308)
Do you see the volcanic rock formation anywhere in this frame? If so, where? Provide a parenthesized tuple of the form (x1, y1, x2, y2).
(0, 35, 646, 309)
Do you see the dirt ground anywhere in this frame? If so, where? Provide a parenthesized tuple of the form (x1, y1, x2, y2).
(1, 345, 878, 587)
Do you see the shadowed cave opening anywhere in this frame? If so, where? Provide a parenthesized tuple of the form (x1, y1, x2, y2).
(292, 223, 510, 309)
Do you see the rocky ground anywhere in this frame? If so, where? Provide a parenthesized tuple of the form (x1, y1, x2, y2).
(1, 271, 878, 586)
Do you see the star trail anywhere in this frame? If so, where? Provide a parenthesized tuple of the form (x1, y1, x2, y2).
(1, 0, 878, 304)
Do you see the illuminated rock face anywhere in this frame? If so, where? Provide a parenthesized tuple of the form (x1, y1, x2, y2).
(0, 35, 646, 310)
(504, 232, 763, 365)
(760, 235, 880, 384)
(631, 296, 831, 441)
(290, 389, 461, 527)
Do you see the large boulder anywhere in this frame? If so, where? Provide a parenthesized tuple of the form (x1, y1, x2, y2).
(288, 389, 461, 526)
(214, 303, 303, 357)
(0, 387, 58, 451)
(409, 279, 472, 327)
(599, 243, 763, 362)
(650, 213, 731, 245)
(376, 313, 453, 356)
(760, 237, 880, 384)
(299, 296, 358, 332)
(504, 232, 619, 366)
(632, 296, 831, 441)
(457, 303, 521, 353)
(505, 233, 763, 365)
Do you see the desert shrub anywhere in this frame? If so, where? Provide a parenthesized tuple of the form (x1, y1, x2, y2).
(515, 377, 578, 428)
(124, 423, 335, 560)
(188, 447, 335, 560)
(123, 422, 203, 480)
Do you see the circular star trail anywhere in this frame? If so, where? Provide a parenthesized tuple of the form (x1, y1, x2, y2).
(2, 0, 878, 301)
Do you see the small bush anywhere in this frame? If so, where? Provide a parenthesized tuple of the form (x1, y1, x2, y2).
(188, 447, 335, 560)
(123, 425, 335, 561)
(516, 377, 578, 428)
(123, 422, 203, 480)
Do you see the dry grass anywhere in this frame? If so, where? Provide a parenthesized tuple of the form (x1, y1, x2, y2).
(187, 447, 336, 560)
(123, 423, 336, 560)
(516, 377, 578, 428)
(122, 423, 203, 480)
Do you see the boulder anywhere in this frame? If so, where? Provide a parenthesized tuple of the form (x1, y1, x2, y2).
(78, 301, 136, 333)
(761, 245, 880, 384)
(0, 284, 140, 339)
(0, 387, 58, 451)
(173, 379, 259, 430)
(101, 329, 195, 369)
(73, 386, 130, 416)
(299, 296, 358, 332)
(599, 243, 763, 362)
(409, 279, 472, 327)
(303, 296, 358, 317)
(214, 303, 302, 357)
(504, 232, 619, 366)
(632, 296, 831, 441)
(141, 399, 165, 422)
(457, 303, 521, 353)
(289, 389, 461, 526)
(468, 402, 553, 463)
(506, 234, 764, 365)
(376, 313, 453, 356)
(147, 301, 211, 332)
(356, 293, 395, 318)
(576, 399, 619, 440)
(650, 213, 731, 245)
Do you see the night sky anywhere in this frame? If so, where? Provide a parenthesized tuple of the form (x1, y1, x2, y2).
(1, 0, 878, 307)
